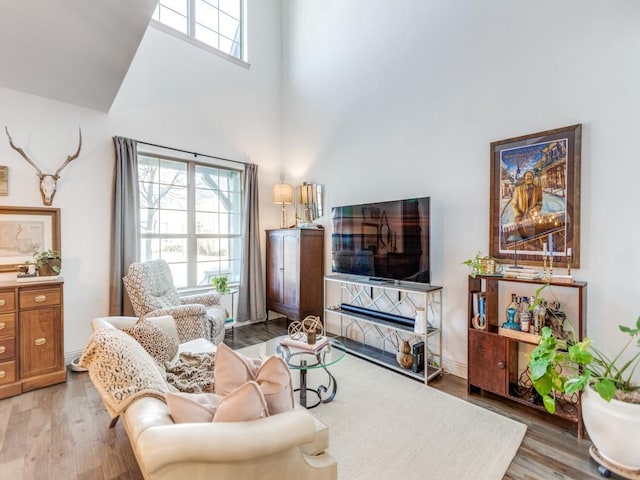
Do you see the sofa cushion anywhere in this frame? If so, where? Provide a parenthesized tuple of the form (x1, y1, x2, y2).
(123, 320, 178, 365)
(165, 381, 269, 423)
(214, 343, 294, 415)
(79, 327, 169, 420)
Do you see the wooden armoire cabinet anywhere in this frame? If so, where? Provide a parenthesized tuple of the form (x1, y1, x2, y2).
(0, 280, 66, 399)
(266, 228, 324, 322)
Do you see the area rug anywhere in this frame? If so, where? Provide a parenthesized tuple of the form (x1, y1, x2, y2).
(239, 344, 526, 480)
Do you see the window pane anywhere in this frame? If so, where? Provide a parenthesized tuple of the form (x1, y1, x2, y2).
(159, 6, 188, 34)
(160, 0, 188, 16)
(159, 159, 187, 185)
(196, 165, 220, 188)
(162, 238, 187, 263)
(140, 208, 159, 234)
(196, 0, 218, 31)
(195, 188, 218, 212)
(219, 0, 240, 19)
(139, 156, 160, 182)
(218, 36, 234, 55)
(158, 210, 188, 234)
(159, 185, 188, 210)
(196, 212, 219, 234)
(226, 191, 241, 213)
(197, 238, 222, 260)
(166, 261, 188, 288)
(139, 182, 159, 208)
(219, 11, 239, 40)
(141, 237, 161, 261)
(195, 25, 218, 48)
(228, 213, 241, 234)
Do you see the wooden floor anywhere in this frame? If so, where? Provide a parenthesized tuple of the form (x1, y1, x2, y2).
(0, 318, 617, 479)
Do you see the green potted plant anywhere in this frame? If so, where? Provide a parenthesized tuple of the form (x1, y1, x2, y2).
(462, 251, 502, 278)
(527, 287, 640, 470)
(211, 274, 230, 293)
(462, 251, 485, 278)
(34, 249, 62, 276)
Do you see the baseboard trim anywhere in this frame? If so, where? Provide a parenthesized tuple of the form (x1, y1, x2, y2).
(443, 357, 467, 379)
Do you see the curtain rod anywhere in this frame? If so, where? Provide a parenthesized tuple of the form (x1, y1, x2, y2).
(136, 140, 252, 166)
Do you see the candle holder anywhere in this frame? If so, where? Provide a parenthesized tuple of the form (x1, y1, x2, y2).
(542, 254, 549, 281)
(548, 254, 554, 279)
(567, 253, 572, 277)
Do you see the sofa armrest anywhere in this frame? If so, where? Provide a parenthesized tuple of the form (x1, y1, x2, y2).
(91, 316, 138, 332)
(143, 305, 208, 342)
(181, 291, 221, 307)
(136, 409, 319, 472)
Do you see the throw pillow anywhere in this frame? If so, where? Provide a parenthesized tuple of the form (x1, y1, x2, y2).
(78, 328, 169, 420)
(214, 342, 259, 396)
(213, 381, 269, 423)
(165, 381, 268, 423)
(143, 315, 180, 345)
(123, 320, 178, 365)
(256, 355, 295, 415)
(165, 391, 223, 423)
(214, 343, 294, 415)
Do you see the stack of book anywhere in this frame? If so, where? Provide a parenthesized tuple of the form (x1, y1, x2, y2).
(280, 335, 330, 352)
(503, 267, 541, 280)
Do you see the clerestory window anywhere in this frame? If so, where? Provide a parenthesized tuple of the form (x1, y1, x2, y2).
(137, 151, 243, 289)
(152, 0, 245, 63)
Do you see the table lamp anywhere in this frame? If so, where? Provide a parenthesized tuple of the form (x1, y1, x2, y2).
(273, 181, 293, 228)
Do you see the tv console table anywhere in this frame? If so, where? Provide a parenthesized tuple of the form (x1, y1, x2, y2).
(323, 274, 443, 384)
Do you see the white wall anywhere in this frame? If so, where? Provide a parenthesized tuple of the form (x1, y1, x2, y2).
(282, 0, 640, 378)
(0, 0, 284, 359)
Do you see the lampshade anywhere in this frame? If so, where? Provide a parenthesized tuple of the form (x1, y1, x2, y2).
(298, 183, 314, 204)
(273, 183, 293, 205)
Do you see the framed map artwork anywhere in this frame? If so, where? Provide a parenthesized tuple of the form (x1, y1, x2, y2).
(0, 206, 60, 272)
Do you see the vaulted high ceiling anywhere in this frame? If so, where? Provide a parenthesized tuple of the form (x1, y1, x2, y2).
(0, 0, 158, 112)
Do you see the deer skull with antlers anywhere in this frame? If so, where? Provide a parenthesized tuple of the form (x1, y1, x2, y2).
(5, 127, 82, 206)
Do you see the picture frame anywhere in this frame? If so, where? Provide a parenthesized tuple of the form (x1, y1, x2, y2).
(360, 222, 379, 253)
(489, 124, 581, 268)
(0, 206, 60, 272)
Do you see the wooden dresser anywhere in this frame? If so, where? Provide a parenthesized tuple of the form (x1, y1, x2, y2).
(266, 228, 324, 322)
(0, 279, 66, 399)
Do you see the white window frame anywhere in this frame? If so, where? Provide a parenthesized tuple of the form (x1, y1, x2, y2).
(137, 145, 245, 291)
(151, 0, 249, 69)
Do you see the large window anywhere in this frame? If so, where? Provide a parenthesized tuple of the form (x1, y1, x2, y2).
(138, 153, 243, 289)
(152, 0, 245, 62)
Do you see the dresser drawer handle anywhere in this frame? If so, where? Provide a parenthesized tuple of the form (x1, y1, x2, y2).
(0, 299, 5, 307)
(0, 346, 5, 354)
(34, 337, 47, 346)
(34, 295, 47, 303)
(0, 371, 5, 379)
(0, 322, 5, 330)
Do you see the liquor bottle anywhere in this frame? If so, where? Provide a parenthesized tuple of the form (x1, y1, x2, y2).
(533, 299, 546, 335)
(503, 293, 520, 330)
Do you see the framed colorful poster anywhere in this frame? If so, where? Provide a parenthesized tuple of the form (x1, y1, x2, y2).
(489, 124, 582, 267)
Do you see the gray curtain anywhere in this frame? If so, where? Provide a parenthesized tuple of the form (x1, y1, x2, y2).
(237, 163, 267, 323)
(109, 137, 140, 316)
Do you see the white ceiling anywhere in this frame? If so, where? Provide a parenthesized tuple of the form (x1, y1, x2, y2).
(0, 0, 158, 112)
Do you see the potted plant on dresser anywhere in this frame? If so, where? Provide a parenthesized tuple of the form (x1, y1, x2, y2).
(34, 249, 62, 276)
(528, 314, 640, 474)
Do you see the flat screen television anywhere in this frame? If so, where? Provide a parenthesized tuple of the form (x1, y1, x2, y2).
(331, 196, 430, 284)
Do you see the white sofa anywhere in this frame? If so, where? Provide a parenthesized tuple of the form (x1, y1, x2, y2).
(86, 316, 337, 480)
